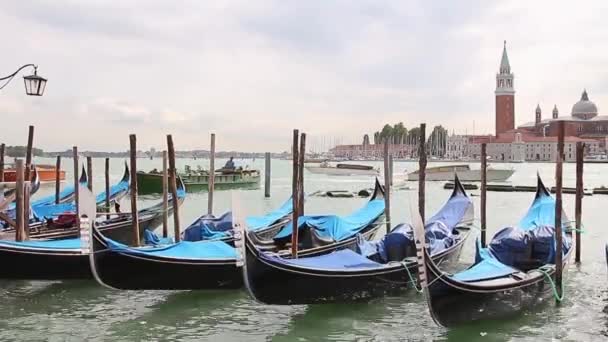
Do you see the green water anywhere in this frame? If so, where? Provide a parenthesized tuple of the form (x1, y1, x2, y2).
(2, 157, 607, 341)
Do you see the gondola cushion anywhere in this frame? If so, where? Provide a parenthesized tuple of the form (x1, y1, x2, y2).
(182, 212, 233, 241)
(488, 226, 532, 268)
(261, 249, 382, 271)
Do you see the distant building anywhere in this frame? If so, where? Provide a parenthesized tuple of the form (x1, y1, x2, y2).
(495, 41, 515, 137)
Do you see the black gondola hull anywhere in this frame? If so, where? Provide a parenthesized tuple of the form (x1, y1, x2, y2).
(0, 246, 90, 280)
(423, 248, 570, 327)
(90, 228, 241, 290)
(243, 228, 467, 304)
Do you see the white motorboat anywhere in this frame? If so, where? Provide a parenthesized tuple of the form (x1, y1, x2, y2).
(407, 164, 514, 181)
(305, 162, 380, 176)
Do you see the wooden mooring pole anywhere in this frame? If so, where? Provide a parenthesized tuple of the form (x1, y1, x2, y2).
(25, 125, 34, 181)
(480, 143, 487, 248)
(23, 175, 30, 240)
(383, 139, 391, 234)
(55, 156, 61, 204)
(575, 142, 584, 263)
(167, 135, 181, 242)
(554, 120, 565, 301)
(208, 133, 215, 215)
(104, 158, 110, 220)
(73, 147, 80, 221)
(129, 134, 140, 246)
(86, 156, 93, 192)
(389, 154, 394, 186)
(0, 143, 5, 182)
(15, 160, 24, 242)
(291, 129, 300, 258)
(162, 151, 169, 238)
(298, 133, 306, 216)
(264, 152, 271, 198)
(418, 123, 427, 221)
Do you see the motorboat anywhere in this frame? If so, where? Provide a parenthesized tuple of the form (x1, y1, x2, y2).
(407, 164, 514, 182)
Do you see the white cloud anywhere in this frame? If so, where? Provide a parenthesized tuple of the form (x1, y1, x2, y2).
(1, 0, 607, 151)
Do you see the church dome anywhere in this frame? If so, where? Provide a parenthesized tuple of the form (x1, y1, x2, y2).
(571, 89, 598, 119)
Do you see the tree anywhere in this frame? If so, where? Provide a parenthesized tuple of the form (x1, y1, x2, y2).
(427, 125, 448, 157)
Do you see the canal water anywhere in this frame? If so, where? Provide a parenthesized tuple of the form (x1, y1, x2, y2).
(1, 157, 607, 341)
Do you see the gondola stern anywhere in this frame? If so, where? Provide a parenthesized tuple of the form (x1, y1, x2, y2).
(79, 185, 118, 290)
(409, 194, 449, 328)
(121, 161, 130, 183)
(79, 164, 88, 184)
(450, 173, 468, 198)
(371, 177, 385, 201)
(232, 191, 264, 303)
(30, 166, 41, 194)
(536, 173, 551, 199)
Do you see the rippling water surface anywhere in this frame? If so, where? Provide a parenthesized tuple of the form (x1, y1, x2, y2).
(2, 157, 607, 341)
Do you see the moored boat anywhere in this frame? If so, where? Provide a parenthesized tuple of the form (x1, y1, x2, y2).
(86, 180, 385, 290)
(1, 164, 65, 188)
(0, 179, 186, 280)
(137, 166, 260, 194)
(407, 164, 514, 181)
(240, 176, 474, 304)
(415, 176, 573, 327)
(305, 161, 380, 176)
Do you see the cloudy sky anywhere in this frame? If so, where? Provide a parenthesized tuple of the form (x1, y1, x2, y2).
(1, 1, 607, 152)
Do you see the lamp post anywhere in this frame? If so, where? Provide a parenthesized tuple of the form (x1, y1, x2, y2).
(0, 64, 47, 96)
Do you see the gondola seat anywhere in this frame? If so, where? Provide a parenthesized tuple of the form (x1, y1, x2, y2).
(260, 248, 382, 271)
(452, 241, 519, 282)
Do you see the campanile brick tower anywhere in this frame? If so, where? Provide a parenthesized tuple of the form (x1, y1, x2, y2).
(495, 41, 515, 136)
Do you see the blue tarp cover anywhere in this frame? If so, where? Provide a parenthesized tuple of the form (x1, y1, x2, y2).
(245, 196, 293, 230)
(518, 194, 557, 230)
(30, 178, 129, 220)
(452, 190, 570, 282)
(144, 229, 174, 246)
(357, 191, 472, 261)
(106, 238, 236, 260)
(261, 249, 382, 271)
(274, 199, 385, 242)
(0, 237, 81, 250)
(453, 241, 519, 282)
(31, 184, 77, 207)
(182, 212, 234, 241)
(181, 197, 294, 242)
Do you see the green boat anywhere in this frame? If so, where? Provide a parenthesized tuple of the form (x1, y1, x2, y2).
(137, 167, 261, 194)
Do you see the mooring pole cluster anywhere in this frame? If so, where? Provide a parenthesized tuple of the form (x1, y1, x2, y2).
(418, 123, 427, 222)
(554, 120, 565, 301)
(480, 143, 487, 248)
(383, 139, 391, 234)
(291, 129, 306, 258)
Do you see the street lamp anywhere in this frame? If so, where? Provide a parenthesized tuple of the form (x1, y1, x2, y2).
(0, 64, 47, 96)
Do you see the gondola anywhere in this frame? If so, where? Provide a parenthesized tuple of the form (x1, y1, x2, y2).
(2, 165, 84, 222)
(180, 196, 294, 244)
(29, 175, 185, 242)
(30, 165, 87, 207)
(0, 179, 186, 280)
(1, 163, 132, 238)
(31, 162, 130, 221)
(86, 180, 386, 290)
(240, 175, 474, 304)
(414, 176, 573, 327)
(250, 179, 386, 257)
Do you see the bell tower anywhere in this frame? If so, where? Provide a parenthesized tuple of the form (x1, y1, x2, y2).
(495, 41, 515, 136)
